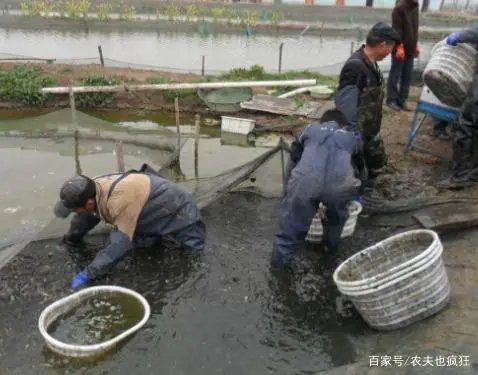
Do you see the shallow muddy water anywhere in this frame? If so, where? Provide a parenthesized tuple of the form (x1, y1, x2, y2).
(48, 294, 144, 345)
(1, 192, 398, 375)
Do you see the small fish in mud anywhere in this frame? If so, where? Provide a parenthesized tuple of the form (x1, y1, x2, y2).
(47, 294, 144, 345)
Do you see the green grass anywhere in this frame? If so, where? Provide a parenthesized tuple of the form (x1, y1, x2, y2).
(218, 64, 337, 85)
(0, 66, 57, 105)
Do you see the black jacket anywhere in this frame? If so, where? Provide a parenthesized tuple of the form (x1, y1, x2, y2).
(392, 0, 419, 56)
(336, 46, 383, 128)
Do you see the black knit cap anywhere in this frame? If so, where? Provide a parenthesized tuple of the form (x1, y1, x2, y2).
(367, 22, 401, 44)
(54, 175, 96, 218)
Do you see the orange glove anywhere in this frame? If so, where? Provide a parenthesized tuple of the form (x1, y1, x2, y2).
(396, 44, 405, 61)
(414, 47, 420, 58)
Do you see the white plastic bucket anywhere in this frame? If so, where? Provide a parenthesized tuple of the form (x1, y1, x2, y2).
(38, 285, 151, 358)
(306, 201, 362, 243)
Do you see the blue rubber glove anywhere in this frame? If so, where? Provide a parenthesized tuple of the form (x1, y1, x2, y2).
(446, 32, 461, 46)
(354, 131, 362, 141)
(71, 271, 90, 289)
(355, 195, 364, 204)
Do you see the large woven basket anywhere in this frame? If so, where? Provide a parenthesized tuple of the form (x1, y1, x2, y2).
(332, 230, 450, 331)
(306, 201, 362, 243)
(423, 39, 477, 108)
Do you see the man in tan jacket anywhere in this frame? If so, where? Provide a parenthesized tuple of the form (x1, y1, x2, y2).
(54, 168, 205, 289)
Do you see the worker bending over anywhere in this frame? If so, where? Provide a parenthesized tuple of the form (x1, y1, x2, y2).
(438, 28, 478, 189)
(54, 165, 206, 289)
(271, 109, 362, 270)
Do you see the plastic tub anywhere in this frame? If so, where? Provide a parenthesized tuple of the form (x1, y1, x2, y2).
(38, 285, 151, 358)
(306, 201, 362, 243)
(309, 85, 334, 99)
(221, 116, 256, 135)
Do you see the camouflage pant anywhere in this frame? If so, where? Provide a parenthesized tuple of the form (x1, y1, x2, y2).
(363, 132, 388, 172)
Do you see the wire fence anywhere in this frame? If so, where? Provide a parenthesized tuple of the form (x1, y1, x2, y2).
(0, 47, 430, 78)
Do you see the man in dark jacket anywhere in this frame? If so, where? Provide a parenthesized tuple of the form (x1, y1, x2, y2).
(270, 109, 362, 270)
(387, 0, 420, 111)
(54, 167, 206, 289)
(438, 28, 478, 189)
(335, 22, 401, 179)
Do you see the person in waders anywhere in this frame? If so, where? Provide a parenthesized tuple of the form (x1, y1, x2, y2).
(54, 165, 206, 289)
(335, 22, 401, 186)
(387, 0, 420, 113)
(270, 109, 362, 271)
(437, 28, 478, 189)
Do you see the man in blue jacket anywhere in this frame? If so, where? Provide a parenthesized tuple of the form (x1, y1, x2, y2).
(54, 165, 206, 289)
(270, 109, 362, 270)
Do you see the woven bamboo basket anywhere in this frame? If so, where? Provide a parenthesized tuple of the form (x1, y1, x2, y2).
(332, 230, 450, 331)
(423, 39, 477, 108)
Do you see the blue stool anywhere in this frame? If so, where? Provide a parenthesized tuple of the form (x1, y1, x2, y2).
(404, 86, 460, 162)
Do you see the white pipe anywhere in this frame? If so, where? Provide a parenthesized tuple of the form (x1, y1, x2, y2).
(41, 79, 317, 94)
(299, 25, 310, 37)
(278, 86, 316, 99)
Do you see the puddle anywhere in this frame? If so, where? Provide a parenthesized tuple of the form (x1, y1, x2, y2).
(48, 294, 144, 345)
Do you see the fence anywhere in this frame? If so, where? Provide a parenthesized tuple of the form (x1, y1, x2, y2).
(0, 40, 431, 78)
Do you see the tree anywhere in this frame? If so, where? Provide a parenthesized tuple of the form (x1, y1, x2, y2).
(421, 0, 430, 12)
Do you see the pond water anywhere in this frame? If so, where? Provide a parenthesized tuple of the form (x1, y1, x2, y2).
(0, 27, 436, 74)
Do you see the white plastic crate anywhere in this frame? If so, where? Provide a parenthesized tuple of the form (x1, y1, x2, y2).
(221, 116, 255, 135)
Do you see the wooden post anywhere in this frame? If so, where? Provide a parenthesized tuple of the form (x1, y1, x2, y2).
(74, 129, 82, 175)
(350, 41, 355, 56)
(194, 114, 200, 179)
(201, 55, 205, 76)
(69, 87, 81, 175)
(98, 45, 104, 67)
(280, 142, 285, 197)
(69, 86, 77, 127)
(278, 42, 283, 73)
(174, 97, 181, 157)
(115, 141, 125, 173)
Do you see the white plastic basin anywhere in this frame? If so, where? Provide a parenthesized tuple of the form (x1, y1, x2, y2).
(38, 285, 151, 358)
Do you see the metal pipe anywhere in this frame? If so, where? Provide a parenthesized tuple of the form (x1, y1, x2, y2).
(40, 79, 317, 94)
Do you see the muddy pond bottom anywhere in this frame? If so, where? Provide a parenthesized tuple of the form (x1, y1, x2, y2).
(0, 193, 403, 374)
(48, 294, 144, 345)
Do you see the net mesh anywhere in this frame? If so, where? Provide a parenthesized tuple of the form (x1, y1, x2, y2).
(0, 108, 186, 152)
(159, 139, 289, 210)
(0, 51, 430, 76)
(0, 108, 289, 246)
